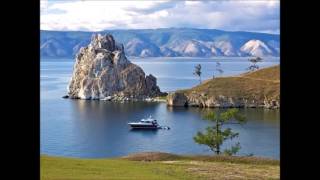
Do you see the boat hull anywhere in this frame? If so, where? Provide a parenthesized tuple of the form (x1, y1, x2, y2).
(129, 124, 159, 129)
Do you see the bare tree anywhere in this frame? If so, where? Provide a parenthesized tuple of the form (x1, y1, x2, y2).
(193, 64, 202, 84)
(247, 56, 263, 71)
(213, 61, 223, 79)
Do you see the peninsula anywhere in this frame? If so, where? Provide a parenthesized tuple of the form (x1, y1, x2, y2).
(167, 65, 280, 108)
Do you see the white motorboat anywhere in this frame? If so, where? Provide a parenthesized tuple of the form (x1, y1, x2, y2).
(128, 116, 159, 129)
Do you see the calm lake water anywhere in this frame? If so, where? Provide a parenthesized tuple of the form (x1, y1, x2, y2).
(41, 57, 280, 159)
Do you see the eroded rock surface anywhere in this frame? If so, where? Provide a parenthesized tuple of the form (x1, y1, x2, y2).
(67, 34, 162, 100)
(167, 92, 279, 109)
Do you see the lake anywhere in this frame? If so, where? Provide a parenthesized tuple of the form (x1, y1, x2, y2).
(41, 57, 280, 159)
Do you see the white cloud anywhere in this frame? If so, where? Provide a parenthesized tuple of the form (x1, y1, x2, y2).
(41, 0, 279, 34)
(185, 1, 202, 6)
(40, 0, 48, 11)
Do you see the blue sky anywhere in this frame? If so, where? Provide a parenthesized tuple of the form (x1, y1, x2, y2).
(41, 0, 280, 34)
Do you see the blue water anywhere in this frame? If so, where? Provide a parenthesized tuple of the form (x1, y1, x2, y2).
(41, 57, 280, 159)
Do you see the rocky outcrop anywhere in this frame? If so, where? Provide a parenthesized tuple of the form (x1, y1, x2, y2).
(167, 92, 279, 109)
(167, 92, 188, 106)
(67, 34, 162, 100)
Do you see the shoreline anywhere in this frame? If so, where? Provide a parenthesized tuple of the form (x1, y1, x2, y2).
(63, 65, 280, 109)
(63, 96, 280, 109)
(63, 94, 167, 103)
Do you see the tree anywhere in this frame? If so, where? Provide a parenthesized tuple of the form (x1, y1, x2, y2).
(193, 64, 202, 84)
(213, 61, 224, 79)
(193, 109, 246, 155)
(216, 62, 224, 75)
(247, 56, 263, 71)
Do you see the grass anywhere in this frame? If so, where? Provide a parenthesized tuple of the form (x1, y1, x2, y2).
(41, 152, 279, 180)
(152, 94, 168, 102)
(242, 65, 280, 82)
(156, 95, 168, 100)
(179, 65, 280, 102)
(41, 155, 196, 180)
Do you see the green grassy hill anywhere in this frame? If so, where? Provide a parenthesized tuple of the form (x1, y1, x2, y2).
(41, 152, 279, 180)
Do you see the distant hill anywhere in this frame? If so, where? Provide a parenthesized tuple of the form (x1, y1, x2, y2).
(168, 65, 280, 108)
(40, 28, 280, 58)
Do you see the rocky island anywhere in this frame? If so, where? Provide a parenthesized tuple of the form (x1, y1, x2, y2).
(67, 34, 164, 101)
(167, 65, 280, 109)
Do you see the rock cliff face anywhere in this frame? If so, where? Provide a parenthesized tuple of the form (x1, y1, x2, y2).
(67, 34, 162, 100)
(167, 92, 188, 107)
(167, 92, 279, 109)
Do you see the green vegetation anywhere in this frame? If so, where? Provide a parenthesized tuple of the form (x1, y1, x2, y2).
(41, 155, 194, 180)
(41, 153, 279, 180)
(155, 94, 168, 100)
(180, 65, 280, 102)
(194, 109, 246, 155)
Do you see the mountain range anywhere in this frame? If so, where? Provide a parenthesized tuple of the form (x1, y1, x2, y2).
(40, 28, 280, 58)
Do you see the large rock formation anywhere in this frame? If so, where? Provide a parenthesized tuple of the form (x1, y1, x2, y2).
(67, 34, 162, 100)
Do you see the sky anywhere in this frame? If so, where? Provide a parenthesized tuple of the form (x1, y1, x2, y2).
(40, 0, 280, 34)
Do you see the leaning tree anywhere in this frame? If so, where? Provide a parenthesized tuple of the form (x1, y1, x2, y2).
(213, 61, 224, 79)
